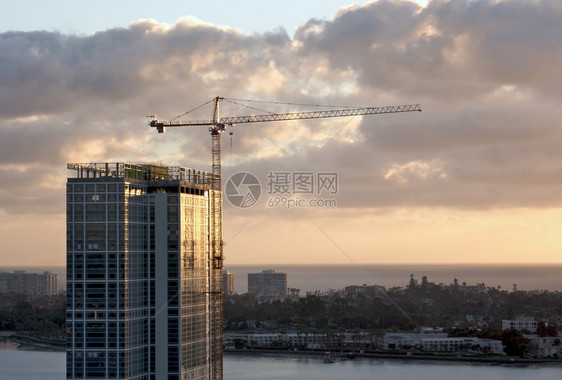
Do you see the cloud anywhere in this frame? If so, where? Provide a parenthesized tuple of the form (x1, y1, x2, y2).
(2, 0, 562, 256)
(384, 160, 447, 183)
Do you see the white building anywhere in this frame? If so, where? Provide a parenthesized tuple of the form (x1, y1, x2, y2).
(502, 317, 538, 333)
(383, 333, 447, 350)
(525, 335, 562, 358)
(225, 332, 353, 350)
(383, 333, 504, 355)
(420, 337, 503, 354)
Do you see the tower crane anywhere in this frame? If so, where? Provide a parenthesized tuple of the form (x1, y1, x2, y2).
(147, 96, 420, 380)
(149, 96, 421, 191)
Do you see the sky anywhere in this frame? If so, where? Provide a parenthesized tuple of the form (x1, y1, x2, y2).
(1, 0, 561, 268)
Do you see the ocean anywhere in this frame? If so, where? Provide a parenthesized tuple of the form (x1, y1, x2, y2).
(1, 263, 561, 293)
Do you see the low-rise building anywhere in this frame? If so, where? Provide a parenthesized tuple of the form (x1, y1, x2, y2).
(225, 331, 504, 355)
(420, 337, 503, 355)
(224, 332, 372, 350)
(383, 333, 447, 350)
(525, 335, 562, 358)
(502, 317, 538, 333)
(383, 333, 504, 355)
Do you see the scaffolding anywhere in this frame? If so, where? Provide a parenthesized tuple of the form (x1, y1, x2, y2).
(209, 134, 224, 379)
(67, 162, 214, 184)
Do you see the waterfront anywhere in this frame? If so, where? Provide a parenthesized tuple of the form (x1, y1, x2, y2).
(0, 339, 560, 380)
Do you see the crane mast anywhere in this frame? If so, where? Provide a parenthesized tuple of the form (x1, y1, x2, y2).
(148, 96, 420, 380)
(210, 98, 225, 191)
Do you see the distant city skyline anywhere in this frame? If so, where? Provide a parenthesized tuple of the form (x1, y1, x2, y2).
(1, 262, 561, 293)
(1, 0, 562, 267)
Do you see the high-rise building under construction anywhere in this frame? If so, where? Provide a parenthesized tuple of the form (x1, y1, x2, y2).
(66, 162, 223, 380)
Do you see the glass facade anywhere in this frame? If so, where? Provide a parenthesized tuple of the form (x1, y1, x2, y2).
(66, 163, 221, 380)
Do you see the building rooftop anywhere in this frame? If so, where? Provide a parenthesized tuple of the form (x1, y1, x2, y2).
(67, 162, 214, 183)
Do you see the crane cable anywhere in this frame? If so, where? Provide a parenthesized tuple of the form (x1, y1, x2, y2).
(168, 96, 364, 123)
(169, 98, 216, 122)
(224, 97, 357, 109)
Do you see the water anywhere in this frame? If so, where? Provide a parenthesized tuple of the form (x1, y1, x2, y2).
(0, 341, 561, 380)
(0, 339, 65, 380)
(224, 353, 562, 380)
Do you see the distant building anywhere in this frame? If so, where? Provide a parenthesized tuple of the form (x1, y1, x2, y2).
(383, 333, 448, 350)
(225, 332, 504, 354)
(0, 271, 57, 296)
(287, 288, 300, 300)
(345, 284, 383, 297)
(225, 332, 368, 350)
(420, 337, 503, 354)
(383, 333, 504, 355)
(502, 317, 538, 333)
(223, 270, 234, 295)
(524, 335, 562, 358)
(247, 269, 287, 300)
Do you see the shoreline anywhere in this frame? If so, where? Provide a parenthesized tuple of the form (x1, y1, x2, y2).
(3, 331, 560, 367)
(224, 348, 562, 366)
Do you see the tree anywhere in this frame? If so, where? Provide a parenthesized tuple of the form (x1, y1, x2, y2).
(501, 329, 530, 357)
(537, 321, 548, 337)
(408, 274, 417, 290)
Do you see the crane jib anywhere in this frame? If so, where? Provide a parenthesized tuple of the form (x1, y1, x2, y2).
(153, 104, 421, 128)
